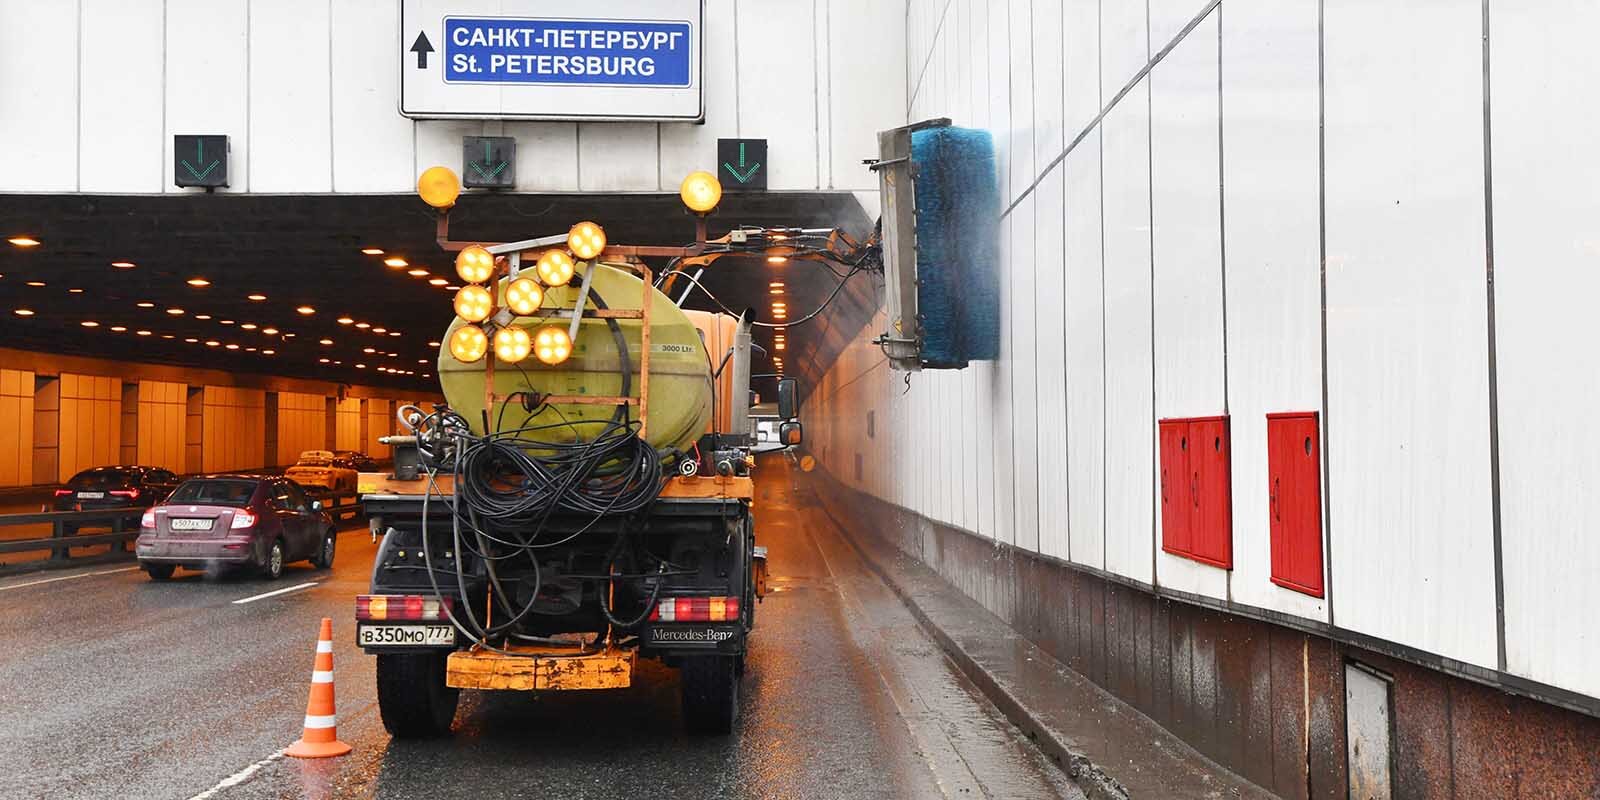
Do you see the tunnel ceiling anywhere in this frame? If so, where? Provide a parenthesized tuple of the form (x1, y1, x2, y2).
(0, 191, 878, 396)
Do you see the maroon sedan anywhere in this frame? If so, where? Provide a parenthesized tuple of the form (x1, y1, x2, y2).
(134, 474, 337, 581)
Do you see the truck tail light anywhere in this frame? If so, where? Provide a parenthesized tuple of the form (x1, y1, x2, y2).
(649, 596, 741, 622)
(110, 489, 140, 500)
(356, 594, 455, 621)
(230, 510, 257, 529)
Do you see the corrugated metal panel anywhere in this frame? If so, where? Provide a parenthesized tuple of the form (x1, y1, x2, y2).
(1065, 141, 1106, 568)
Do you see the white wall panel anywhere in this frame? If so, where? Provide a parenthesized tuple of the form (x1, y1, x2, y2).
(332, 0, 412, 192)
(659, 0, 737, 187)
(1150, 14, 1226, 599)
(577, 123, 658, 192)
(1035, 169, 1069, 561)
(501, 122, 578, 191)
(1323, 0, 1495, 669)
(1491, 0, 1600, 696)
(1101, 92, 1155, 586)
(414, 119, 482, 183)
(736, 0, 817, 190)
(1101, 0, 1149, 98)
(1151, 0, 1213, 50)
(80, 0, 163, 192)
(1063, 0, 1100, 136)
(1064, 139, 1105, 568)
(1011, 195, 1040, 552)
(0, 0, 79, 191)
(251, 0, 332, 192)
(1221, 0, 1325, 619)
(166, 0, 248, 194)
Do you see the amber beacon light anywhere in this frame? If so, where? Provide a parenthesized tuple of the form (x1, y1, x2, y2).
(679, 171, 723, 213)
(455, 244, 496, 284)
(417, 166, 461, 209)
(449, 325, 488, 363)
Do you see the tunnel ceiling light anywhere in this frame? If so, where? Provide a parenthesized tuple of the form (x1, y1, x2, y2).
(247, 293, 266, 301)
(417, 166, 461, 209)
(166, 307, 184, 315)
(240, 323, 257, 330)
(427, 340, 441, 347)
(187, 278, 211, 287)
(137, 301, 155, 308)
(262, 327, 279, 335)
(454, 285, 493, 323)
(389, 331, 402, 337)
(770, 288, 784, 294)
(25, 281, 45, 287)
(136, 329, 151, 336)
(769, 281, 785, 288)
(567, 222, 606, 261)
(494, 326, 532, 363)
(361, 248, 384, 255)
(245, 346, 257, 352)
(220, 319, 234, 325)
(448, 325, 488, 363)
(445, 284, 461, 291)
(384, 257, 408, 269)
(536, 250, 575, 287)
(454, 245, 495, 284)
(195, 314, 213, 320)
(505, 277, 544, 315)
(319, 357, 330, 363)
(161, 334, 175, 340)
(13, 308, 34, 316)
(767, 256, 788, 264)
(356, 363, 367, 369)
(775, 343, 785, 350)
(407, 268, 429, 277)
(262, 349, 275, 355)
(296, 306, 316, 315)
(534, 326, 572, 365)
(428, 278, 449, 286)
(283, 333, 296, 339)
(110, 325, 126, 332)
(418, 359, 428, 364)
(225, 343, 239, 350)
(363, 347, 376, 354)
(355, 322, 371, 329)
(68, 287, 84, 294)
(679, 170, 723, 213)
(319, 338, 333, 345)
(8, 236, 40, 247)
(205, 340, 220, 347)
(185, 337, 198, 343)
(337, 316, 354, 325)
(373, 326, 388, 334)
(111, 261, 136, 269)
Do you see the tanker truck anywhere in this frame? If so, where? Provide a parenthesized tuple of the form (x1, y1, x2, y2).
(353, 168, 869, 736)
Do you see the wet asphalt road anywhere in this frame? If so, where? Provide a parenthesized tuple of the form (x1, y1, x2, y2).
(0, 458, 1078, 800)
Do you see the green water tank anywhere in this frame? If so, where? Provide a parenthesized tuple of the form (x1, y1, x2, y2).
(437, 262, 714, 454)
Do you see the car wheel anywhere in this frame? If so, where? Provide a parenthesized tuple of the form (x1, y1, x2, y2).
(261, 539, 284, 580)
(377, 653, 459, 738)
(312, 529, 336, 569)
(143, 563, 176, 581)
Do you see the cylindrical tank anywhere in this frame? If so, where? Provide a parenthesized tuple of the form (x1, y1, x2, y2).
(438, 261, 713, 455)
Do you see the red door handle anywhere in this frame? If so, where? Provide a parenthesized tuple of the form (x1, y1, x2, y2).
(1191, 473, 1199, 508)
(1271, 477, 1281, 522)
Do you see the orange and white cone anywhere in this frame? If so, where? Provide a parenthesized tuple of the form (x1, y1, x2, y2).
(285, 617, 352, 759)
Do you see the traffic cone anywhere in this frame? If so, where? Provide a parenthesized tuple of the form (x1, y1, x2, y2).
(285, 617, 352, 759)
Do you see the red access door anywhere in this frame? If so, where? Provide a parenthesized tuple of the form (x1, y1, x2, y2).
(1158, 416, 1232, 569)
(1268, 412, 1324, 596)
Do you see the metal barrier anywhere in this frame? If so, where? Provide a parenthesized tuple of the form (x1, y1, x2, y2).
(315, 491, 364, 522)
(0, 507, 145, 565)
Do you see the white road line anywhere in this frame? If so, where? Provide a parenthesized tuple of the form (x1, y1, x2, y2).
(232, 581, 319, 605)
(0, 566, 140, 592)
(185, 748, 286, 800)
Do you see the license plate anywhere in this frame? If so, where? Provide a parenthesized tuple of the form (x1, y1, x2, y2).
(169, 518, 213, 531)
(77, 491, 105, 499)
(358, 625, 456, 647)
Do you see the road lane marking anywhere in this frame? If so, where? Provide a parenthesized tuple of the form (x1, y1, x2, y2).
(232, 581, 319, 605)
(185, 748, 286, 800)
(0, 566, 140, 592)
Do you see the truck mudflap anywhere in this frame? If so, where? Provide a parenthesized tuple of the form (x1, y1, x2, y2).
(445, 643, 636, 691)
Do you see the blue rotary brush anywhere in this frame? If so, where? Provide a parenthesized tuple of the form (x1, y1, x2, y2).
(908, 125, 1001, 368)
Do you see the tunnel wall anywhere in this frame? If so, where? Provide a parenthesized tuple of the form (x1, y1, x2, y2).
(0, 0, 904, 199)
(803, 0, 1600, 794)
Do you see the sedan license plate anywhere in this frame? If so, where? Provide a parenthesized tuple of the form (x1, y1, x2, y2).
(358, 625, 456, 647)
(169, 517, 213, 531)
(77, 491, 105, 499)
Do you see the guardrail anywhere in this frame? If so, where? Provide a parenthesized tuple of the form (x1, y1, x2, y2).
(0, 507, 145, 566)
(0, 494, 366, 573)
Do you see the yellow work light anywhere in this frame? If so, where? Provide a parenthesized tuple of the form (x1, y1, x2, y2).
(453, 285, 493, 323)
(679, 171, 723, 214)
(536, 250, 576, 287)
(505, 277, 544, 315)
(493, 326, 532, 363)
(455, 244, 495, 284)
(448, 325, 488, 363)
(534, 326, 573, 365)
(567, 221, 606, 260)
(417, 166, 461, 209)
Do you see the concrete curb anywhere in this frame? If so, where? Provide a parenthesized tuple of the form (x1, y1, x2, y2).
(817, 499, 1132, 800)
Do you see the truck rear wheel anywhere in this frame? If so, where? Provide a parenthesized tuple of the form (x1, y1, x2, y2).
(680, 655, 739, 735)
(376, 652, 459, 738)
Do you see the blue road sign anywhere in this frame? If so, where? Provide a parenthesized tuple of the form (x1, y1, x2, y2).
(443, 17, 693, 87)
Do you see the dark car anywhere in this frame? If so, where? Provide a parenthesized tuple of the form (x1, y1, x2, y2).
(53, 465, 180, 511)
(134, 474, 337, 581)
(333, 450, 380, 472)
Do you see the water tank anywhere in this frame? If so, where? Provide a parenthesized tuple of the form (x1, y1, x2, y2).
(437, 262, 714, 455)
